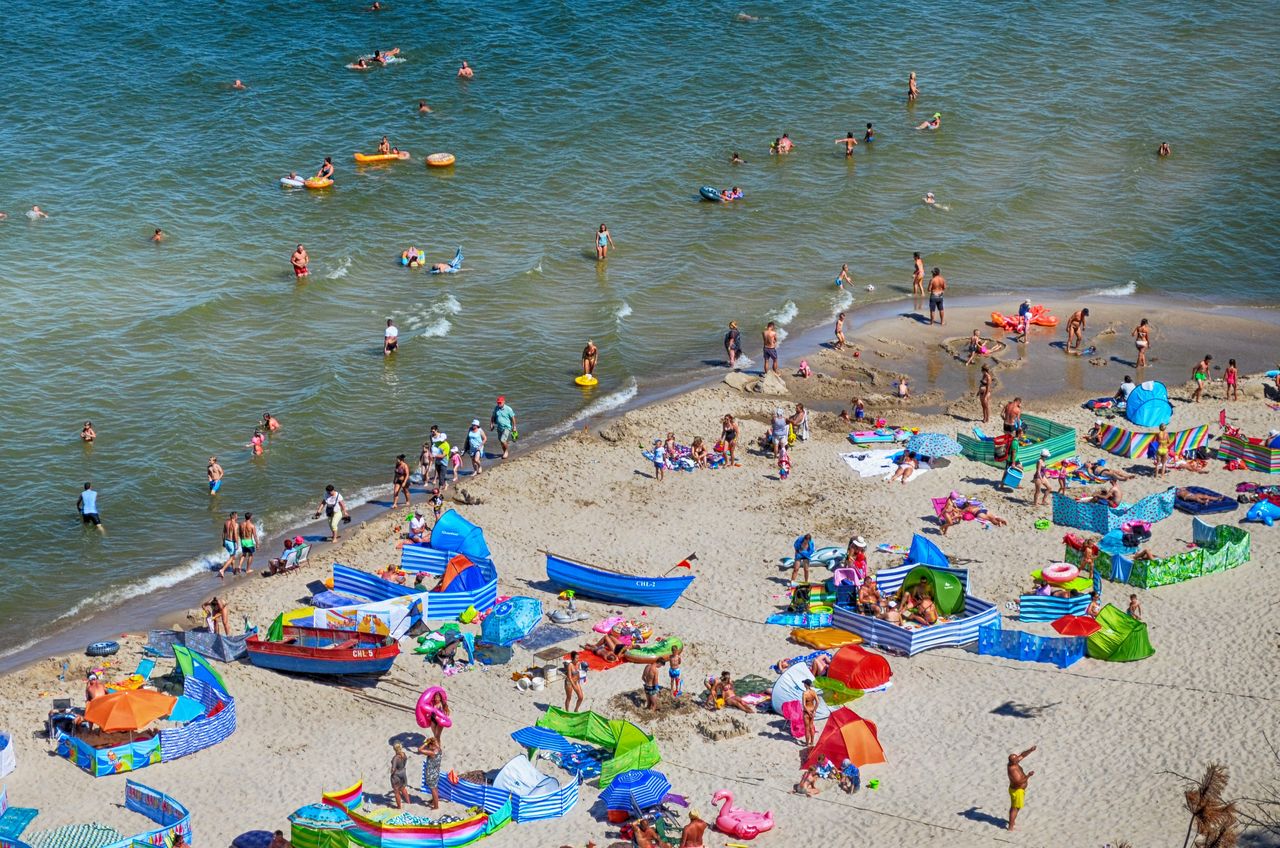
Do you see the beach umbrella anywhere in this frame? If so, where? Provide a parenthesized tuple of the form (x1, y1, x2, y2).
(480, 596, 543, 646)
(511, 726, 576, 755)
(600, 769, 672, 812)
(1051, 615, 1101, 637)
(905, 433, 963, 458)
(83, 689, 177, 732)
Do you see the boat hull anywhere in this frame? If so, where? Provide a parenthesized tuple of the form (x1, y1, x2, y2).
(545, 553, 694, 609)
(245, 626, 399, 676)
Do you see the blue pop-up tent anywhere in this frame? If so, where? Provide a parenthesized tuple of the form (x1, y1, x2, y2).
(1126, 381, 1172, 427)
(430, 510, 491, 561)
(904, 534, 949, 569)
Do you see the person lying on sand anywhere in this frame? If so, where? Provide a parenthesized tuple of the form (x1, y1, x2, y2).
(940, 499, 1009, 534)
(586, 631, 626, 661)
(1084, 460, 1134, 481)
(887, 451, 918, 484)
(715, 671, 756, 713)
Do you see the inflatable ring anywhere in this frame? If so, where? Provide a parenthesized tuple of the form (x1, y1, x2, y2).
(1042, 563, 1079, 584)
(86, 640, 120, 657)
(426, 152, 456, 167)
(415, 686, 452, 729)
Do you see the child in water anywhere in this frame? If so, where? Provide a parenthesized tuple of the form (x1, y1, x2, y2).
(249, 429, 265, 456)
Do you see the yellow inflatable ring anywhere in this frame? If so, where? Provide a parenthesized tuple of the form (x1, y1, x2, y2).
(426, 152, 456, 167)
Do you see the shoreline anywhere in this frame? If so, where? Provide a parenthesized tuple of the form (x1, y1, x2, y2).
(6, 289, 1278, 675)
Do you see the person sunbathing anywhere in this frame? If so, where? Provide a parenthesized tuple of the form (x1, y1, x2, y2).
(1176, 487, 1220, 505)
(1085, 460, 1134, 481)
(902, 591, 939, 626)
(887, 451, 918, 484)
(938, 500, 965, 536)
(586, 631, 627, 661)
(794, 766, 822, 796)
(716, 671, 756, 713)
(1084, 480, 1120, 507)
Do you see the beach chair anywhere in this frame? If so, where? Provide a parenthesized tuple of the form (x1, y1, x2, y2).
(294, 544, 311, 564)
(45, 698, 76, 744)
(109, 658, 156, 691)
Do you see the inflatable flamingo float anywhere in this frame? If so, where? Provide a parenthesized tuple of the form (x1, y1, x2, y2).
(712, 789, 774, 839)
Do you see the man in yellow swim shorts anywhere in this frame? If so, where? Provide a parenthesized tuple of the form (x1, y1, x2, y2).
(1007, 744, 1037, 831)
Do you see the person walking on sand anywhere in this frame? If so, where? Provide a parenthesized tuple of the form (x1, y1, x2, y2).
(77, 482, 103, 530)
(928, 267, 946, 325)
(724, 321, 743, 368)
(390, 742, 411, 809)
(238, 512, 258, 573)
(219, 512, 239, 577)
(1131, 318, 1151, 368)
(835, 132, 858, 156)
(207, 456, 224, 495)
(383, 318, 399, 356)
(419, 738, 442, 811)
(291, 244, 309, 279)
(465, 419, 487, 475)
(834, 312, 847, 350)
(1191, 354, 1213, 403)
(912, 252, 926, 308)
(1225, 358, 1239, 401)
(594, 224, 613, 260)
(1007, 745, 1037, 831)
(908, 71, 919, 102)
(1127, 593, 1143, 620)
(977, 364, 993, 423)
(642, 659, 664, 712)
(1065, 308, 1089, 352)
(836, 263, 853, 288)
(582, 339, 598, 378)
(802, 678, 819, 748)
(1002, 397, 1023, 436)
(314, 484, 351, 542)
(490, 395, 517, 459)
(564, 651, 586, 711)
(1032, 449, 1052, 506)
(392, 453, 412, 507)
(762, 321, 780, 373)
(791, 533, 814, 586)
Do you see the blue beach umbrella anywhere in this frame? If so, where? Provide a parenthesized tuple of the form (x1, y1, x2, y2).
(905, 433, 963, 458)
(511, 726, 576, 755)
(600, 769, 673, 812)
(480, 596, 543, 646)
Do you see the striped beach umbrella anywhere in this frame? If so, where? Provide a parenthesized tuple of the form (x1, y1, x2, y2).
(600, 769, 672, 812)
(511, 726, 576, 755)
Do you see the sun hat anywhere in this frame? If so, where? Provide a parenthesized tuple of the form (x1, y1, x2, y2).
(471, 419, 480, 426)
(1040, 448, 1050, 457)
(852, 536, 866, 548)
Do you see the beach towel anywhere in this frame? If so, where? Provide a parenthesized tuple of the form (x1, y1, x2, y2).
(840, 449, 902, 478)
(881, 461, 931, 484)
(0, 807, 38, 840)
(518, 624, 578, 652)
(568, 649, 625, 672)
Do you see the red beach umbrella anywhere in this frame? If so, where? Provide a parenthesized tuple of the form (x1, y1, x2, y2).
(1051, 615, 1101, 637)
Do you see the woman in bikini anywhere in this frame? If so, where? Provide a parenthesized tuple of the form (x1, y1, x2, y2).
(1131, 318, 1151, 368)
(720, 414, 739, 465)
(716, 671, 755, 713)
(1154, 423, 1172, 478)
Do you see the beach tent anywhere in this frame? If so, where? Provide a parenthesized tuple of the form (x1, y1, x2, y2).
(288, 804, 350, 848)
(898, 566, 964, 616)
(770, 662, 831, 721)
(904, 534, 949, 569)
(430, 510, 491, 561)
(492, 755, 562, 800)
(437, 555, 487, 593)
(172, 644, 229, 697)
(825, 645, 892, 691)
(803, 708, 885, 769)
(0, 731, 15, 778)
(1086, 604, 1154, 662)
(535, 708, 660, 787)
(1125, 381, 1172, 427)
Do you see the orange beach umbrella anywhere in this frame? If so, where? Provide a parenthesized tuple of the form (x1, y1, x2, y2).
(83, 689, 177, 732)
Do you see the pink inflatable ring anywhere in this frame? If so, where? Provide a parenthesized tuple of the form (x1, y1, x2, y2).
(1042, 563, 1079, 584)
(415, 686, 452, 729)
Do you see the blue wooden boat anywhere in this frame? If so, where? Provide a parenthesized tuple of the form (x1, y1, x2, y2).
(244, 626, 399, 676)
(544, 553, 695, 609)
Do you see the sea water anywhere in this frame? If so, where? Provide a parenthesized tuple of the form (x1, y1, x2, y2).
(0, 0, 1276, 664)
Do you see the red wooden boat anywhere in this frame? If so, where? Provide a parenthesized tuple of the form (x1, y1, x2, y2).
(245, 626, 399, 676)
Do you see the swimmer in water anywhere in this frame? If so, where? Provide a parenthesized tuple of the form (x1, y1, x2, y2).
(231, 79, 246, 90)
(835, 132, 858, 156)
(731, 151, 744, 164)
(350, 57, 371, 70)
(368, 1, 382, 9)
(81, 421, 96, 442)
(285, 171, 299, 183)
(916, 112, 941, 130)
(735, 12, 758, 22)
(262, 412, 280, 432)
(317, 157, 334, 180)
(417, 100, 432, 114)
(372, 48, 400, 65)
(924, 192, 936, 206)
(1157, 142, 1171, 157)
(778, 133, 794, 153)
(378, 136, 391, 154)
(151, 228, 165, 242)
(907, 71, 918, 102)
(292, 244, 309, 278)
(457, 60, 474, 79)
(582, 340, 598, 377)
(864, 123, 875, 143)
(28, 206, 48, 220)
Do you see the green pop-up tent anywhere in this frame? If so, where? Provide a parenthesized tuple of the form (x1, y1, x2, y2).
(535, 707, 660, 787)
(1086, 604, 1154, 662)
(899, 566, 964, 616)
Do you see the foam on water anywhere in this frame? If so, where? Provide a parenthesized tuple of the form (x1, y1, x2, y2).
(830, 288, 854, 317)
(549, 378, 639, 435)
(614, 301, 633, 323)
(769, 300, 799, 340)
(1093, 281, 1138, 297)
(326, 256, 353, 279)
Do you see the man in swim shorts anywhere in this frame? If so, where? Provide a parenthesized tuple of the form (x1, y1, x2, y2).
(77, 482, 103, 530)
(219, 511, 239, 577)
(207, 456, 224, 496)
(490, 395, 517, 459)
(668, 643, 683, 696)
(238, 512, 257, 573)
(1006, 745, 1036, 830)
(641, 659, 664, 712)
(1002, 397, 1023, 435)
(928, 267, 946, 325)
(1065, 308, 1089, 352)
(291, 244, 309, 278)
(762, 321, 780, 373)
(1191, 353, 1213, 403)
(383, 318, 399, 355)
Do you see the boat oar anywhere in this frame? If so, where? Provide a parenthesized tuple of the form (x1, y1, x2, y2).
(663, 553, 698, 576)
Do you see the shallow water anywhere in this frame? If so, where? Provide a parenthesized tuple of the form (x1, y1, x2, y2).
(0, 0, 1277, 660)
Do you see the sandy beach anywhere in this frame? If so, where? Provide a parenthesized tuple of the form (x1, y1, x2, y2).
(2, 301, 1277, 848)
